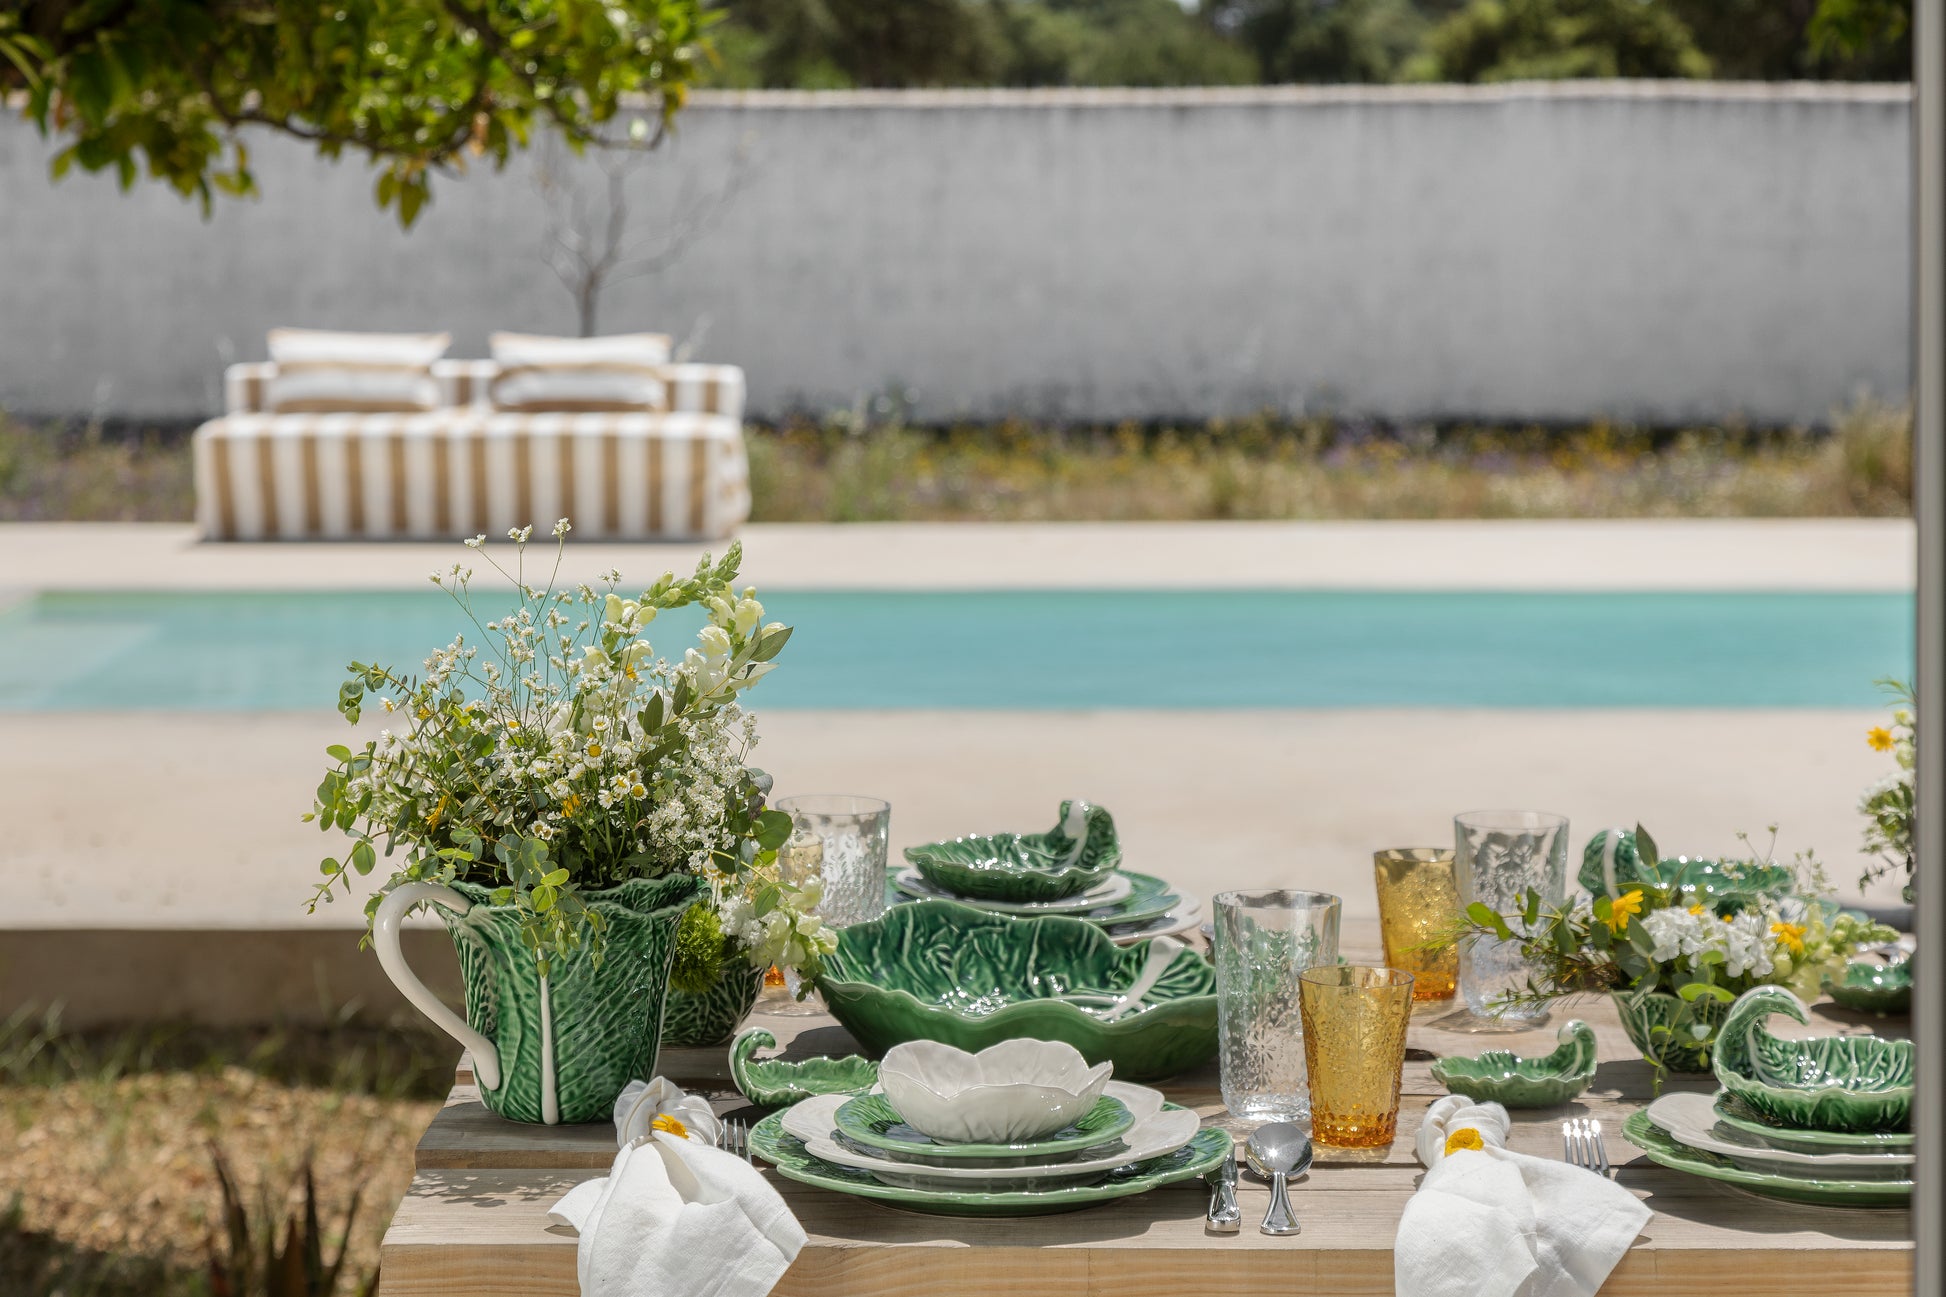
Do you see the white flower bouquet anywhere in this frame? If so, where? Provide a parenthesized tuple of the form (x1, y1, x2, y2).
(305, 521, 830, 986)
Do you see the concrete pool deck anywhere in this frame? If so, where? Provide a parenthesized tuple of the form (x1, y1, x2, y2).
(0, 519, 1916, 1022)
(0, 517, 1917, 592)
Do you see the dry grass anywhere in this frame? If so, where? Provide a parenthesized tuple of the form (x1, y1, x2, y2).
(0, 420, 195, 522)
(746, 403, 1914, 522)
(0, 1014, 454, 1297)
(0, 404, 1912, 525)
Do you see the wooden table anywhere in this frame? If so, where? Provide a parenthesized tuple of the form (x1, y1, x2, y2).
(381, 992, 1913, 1295)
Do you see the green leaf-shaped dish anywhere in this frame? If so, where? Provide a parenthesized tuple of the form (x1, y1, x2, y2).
(906, 801, 1123, 903)
(833, 1092, 1134, 1163)
(1712, 986, 1913, 1133)
(728, 1028, 880, 1108)
(1712, 1092, 1914, 1152)
(1825, 958, 1913, 1016)
(1429, 1020, 1599, 1108)
(816, 900, 1218, 1082)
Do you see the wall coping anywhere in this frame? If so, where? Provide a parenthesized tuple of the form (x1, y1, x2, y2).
(679, 81, 1912, 111)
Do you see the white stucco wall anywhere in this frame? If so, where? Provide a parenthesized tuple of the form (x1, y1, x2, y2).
(0, 82, 1912, 424)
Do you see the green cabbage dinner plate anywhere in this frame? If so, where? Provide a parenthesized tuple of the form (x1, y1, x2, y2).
(1621, 1111, 1910, 1208)
(832, 1092, 1135, 1164)
(888, 867, 1181, 929)
(750, 1114, 1230, 1216)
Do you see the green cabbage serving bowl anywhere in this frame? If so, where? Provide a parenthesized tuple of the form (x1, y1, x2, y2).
(905, 800, 1123, 903)
(1713, 986, 1913, 1133)
(1429, 1020, 1599, 1108)
(815, 899, 1218, 1081)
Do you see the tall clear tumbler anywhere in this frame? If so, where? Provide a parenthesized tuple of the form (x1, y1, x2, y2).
(1452, 810, 1569, 1024)
(776, 794, 891, 929)
(1214, 889, 1343, 1124)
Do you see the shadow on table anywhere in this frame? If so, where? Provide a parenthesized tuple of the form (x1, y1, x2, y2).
(765, 1023, 868, 1062)
(1813, 1004, 1912, 1041)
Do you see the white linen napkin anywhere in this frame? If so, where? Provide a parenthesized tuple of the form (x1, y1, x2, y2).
(547, 1078, 806, 1297)
(614, 1075, 724, 1147)
(1394, 1095, 1650, 1297)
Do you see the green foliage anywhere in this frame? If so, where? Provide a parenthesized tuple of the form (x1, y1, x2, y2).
(1411, 0, 1710, 82)
(1858, 677, 1916, 901)
(1806, 0, 1911, 75)
(706, 0, 1254, 89)
(669, 900, 733, 993)
(3, 1, 711, 225)
(989, 0, 1257, 87)
(1206, 0, 1440, 84)
(206, 1149, 376, 1297)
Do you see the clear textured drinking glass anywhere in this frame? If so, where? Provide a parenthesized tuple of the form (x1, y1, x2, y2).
(1452, 810, 1569, 1024)
(1373, 848, 1461, 1002)
(1213, 889, 1343, 1124)
(777, 794, 891, 929)
(1298, 965, 1416, 1148)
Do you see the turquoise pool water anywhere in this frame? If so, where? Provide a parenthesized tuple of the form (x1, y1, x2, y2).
(0, 589, 1911, 711)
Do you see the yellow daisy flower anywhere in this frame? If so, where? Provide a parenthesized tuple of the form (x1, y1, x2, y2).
(1771, 922, 1806, 957)
(1868, 726, 1895, 752)
(1604, 889, 1645, 934)
(651, 1113, 689, 1139)
(1444, 1128, 1485, 1156)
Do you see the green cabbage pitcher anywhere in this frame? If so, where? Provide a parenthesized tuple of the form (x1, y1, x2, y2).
(373, 873, 702, 1124)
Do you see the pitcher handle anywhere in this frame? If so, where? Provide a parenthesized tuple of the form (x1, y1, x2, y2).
(374, 882, 501, 1092)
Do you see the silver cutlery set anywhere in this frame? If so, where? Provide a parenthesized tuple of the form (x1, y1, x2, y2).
(1205, 1116, 1616, 1234)
(1204, 1120, 1314, 1236)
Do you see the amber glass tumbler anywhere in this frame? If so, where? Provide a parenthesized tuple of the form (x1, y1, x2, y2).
(1298, 966, 1415, 1148)
(1373, 848, 1460, 1002)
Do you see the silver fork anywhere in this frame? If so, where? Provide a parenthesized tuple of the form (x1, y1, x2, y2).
(718, 1116, 752, 1164)
(1561, 1117, 1610, 1176)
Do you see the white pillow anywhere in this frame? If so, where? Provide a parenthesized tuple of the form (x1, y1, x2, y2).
(488, 331, 670, 412)
(264, 328, 450, 413)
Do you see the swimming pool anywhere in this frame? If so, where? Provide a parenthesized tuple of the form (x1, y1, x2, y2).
(0, 589, 1911, 710)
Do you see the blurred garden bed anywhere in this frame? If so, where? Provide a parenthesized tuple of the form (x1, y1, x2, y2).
(0, 1011, 453, 1297)
(0, 404, 1913, 524)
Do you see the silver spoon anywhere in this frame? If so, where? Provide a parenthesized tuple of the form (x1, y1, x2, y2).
(1245, 1122, 1312, 1236)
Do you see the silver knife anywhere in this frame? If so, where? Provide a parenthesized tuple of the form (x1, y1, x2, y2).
(1205, 1147, 1241, 1233)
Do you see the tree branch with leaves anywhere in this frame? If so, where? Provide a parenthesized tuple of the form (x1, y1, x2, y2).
(1, 1, 713, 226)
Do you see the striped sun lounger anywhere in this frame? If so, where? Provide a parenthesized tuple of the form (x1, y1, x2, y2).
(193, 361, 750, 541)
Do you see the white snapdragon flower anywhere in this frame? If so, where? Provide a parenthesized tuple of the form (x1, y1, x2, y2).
(733, 597, 764, 636)
(697, 625, 733, 660)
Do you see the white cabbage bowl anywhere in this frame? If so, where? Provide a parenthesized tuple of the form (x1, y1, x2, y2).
(877, 1038, 1115, 1144)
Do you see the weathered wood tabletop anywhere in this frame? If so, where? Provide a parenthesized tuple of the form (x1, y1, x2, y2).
(380, 937, 1914, 1296)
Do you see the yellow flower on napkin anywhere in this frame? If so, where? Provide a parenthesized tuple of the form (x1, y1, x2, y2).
(1444, 1128, 1485, 1156)
(652, 1113, 690, 1140)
